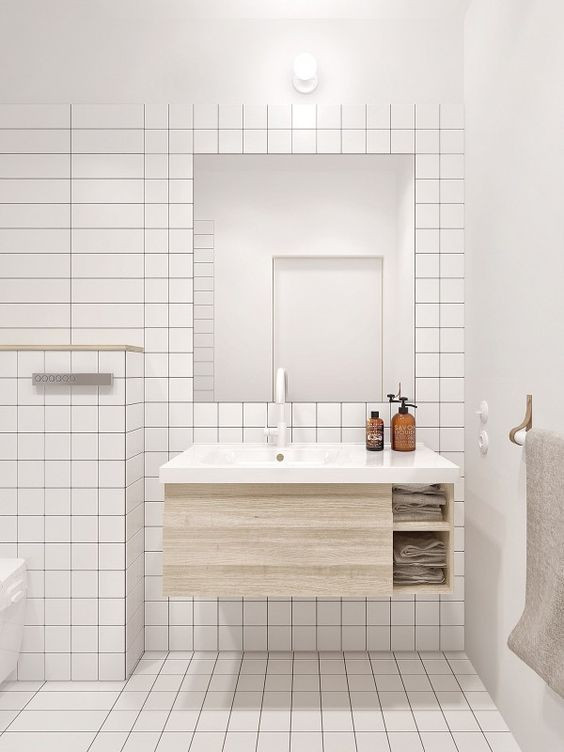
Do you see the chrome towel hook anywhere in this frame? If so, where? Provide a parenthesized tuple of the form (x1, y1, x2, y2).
(509, 394, 533, 446)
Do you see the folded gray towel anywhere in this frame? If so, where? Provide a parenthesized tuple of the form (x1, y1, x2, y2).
(393, 492, 446, 507)
(392, 484, 442, 495)
(393, 533, 446, 566)
(394, 565, 445, 584)
(393, 505, 444, 522)
(393, 488, 446, 522)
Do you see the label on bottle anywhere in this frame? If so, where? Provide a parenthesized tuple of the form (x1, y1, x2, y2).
(393, 424, 416, 451)
(366, 422, 384, 451)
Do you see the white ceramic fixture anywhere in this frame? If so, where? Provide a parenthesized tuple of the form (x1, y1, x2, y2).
(264, 367, 289, 448)
(479, 430, 489, 455)
(475, 400, 489, 423)
(293, 52, 318, 93)
(0, 559, 27, 684)
(194, 445, 340, 468)
(160, 443, 459, 484)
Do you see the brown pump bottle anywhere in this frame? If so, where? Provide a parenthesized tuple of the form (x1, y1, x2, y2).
(391, 397, 417, 452)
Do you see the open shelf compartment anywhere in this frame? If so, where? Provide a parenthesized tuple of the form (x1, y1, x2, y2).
(392, 484, 454, 594)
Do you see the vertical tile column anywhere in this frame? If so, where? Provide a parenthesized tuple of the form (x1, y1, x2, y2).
(438, 103, 465, 650)
(167, 104, 194, 456)
(412, 104, 442, 652)
(16, 350, 46, 680)
(0, 350, 17, 580)
(71, 105, 144, 347)
(143, 105, 171, 651)
(0, 104, 71, 343)
(166, 105, 195, 650)
(69, 348, 101, 680)
(193, 220, 215, 400)
(124, 350, 144, 675)
(144, 104, 195, 652)
(411, 103, 465, 652)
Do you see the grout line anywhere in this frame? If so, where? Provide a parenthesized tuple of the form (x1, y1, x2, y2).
(69, 106, 73, 343)
(187, 651, 220, 751)
(418, 651, 462, 752)
(165, 104, 172, 652)
(151, 650, 195, 751)
(343, 652, 359, 752)
(288, 648, 294, 749)
(221, 651, 244, 751)
(445, 653, 496, 752)
(317, 650, 325, 752)
(0, 678, 47, 733)
(0, 125, 465, 132)
(85, 652, 168, 751)
(393, 651, 448, 749)
(368, 649, 389, 744)
(254, 650, 269, 752)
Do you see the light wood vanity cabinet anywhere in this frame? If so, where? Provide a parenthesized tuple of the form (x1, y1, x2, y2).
(163, 482, 454, 597)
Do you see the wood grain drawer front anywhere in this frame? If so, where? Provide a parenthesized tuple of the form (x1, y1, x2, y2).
(163, 483, 393, 597)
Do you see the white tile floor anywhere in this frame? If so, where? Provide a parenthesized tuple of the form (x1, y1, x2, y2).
(0, 651, 521, 752)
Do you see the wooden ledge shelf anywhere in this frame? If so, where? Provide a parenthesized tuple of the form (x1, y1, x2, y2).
(393, 582, 452, 595)
(393, 520, 451, 531)
(0, 344, 144, 352)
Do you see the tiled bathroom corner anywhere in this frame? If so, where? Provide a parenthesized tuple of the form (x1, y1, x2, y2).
(0, 102, 464, 669)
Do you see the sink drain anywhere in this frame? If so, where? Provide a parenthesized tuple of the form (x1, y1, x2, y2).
(276, 453, 284, 462)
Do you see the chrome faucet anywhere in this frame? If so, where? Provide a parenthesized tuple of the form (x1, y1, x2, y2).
(264, 367, 289, 448)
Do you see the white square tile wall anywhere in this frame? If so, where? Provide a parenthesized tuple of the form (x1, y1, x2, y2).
(0, 104, 464, 664)
(0, 347, 144, 680)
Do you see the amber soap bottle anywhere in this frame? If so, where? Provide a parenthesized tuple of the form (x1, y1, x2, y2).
(391, 397, 417, 452)
(366, 411, 384, 451)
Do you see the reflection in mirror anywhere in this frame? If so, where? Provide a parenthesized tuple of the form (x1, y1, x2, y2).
(274, 256, 382, 401)
(193, 155, 414, 402)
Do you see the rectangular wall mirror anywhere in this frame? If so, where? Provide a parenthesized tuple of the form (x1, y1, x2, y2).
(193, 154, 414, 402)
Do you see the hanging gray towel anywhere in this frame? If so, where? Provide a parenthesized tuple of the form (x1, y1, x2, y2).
(508, 429, 564, 698)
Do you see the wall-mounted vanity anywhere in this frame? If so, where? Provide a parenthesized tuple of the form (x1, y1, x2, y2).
(160, 443, 458, 598)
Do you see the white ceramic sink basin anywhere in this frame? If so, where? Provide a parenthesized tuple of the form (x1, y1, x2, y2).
(160, 443, 460, 484)
(194, 445, 342, 467)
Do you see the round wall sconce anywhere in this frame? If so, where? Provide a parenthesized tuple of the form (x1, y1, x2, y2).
(293, 53, 318, 94)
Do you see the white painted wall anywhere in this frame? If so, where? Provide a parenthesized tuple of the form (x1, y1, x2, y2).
(0, 1, 463, 103)
(465, 1, 564, 750)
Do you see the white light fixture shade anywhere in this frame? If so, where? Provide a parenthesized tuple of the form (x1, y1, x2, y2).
(293, 52, 318, 93)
